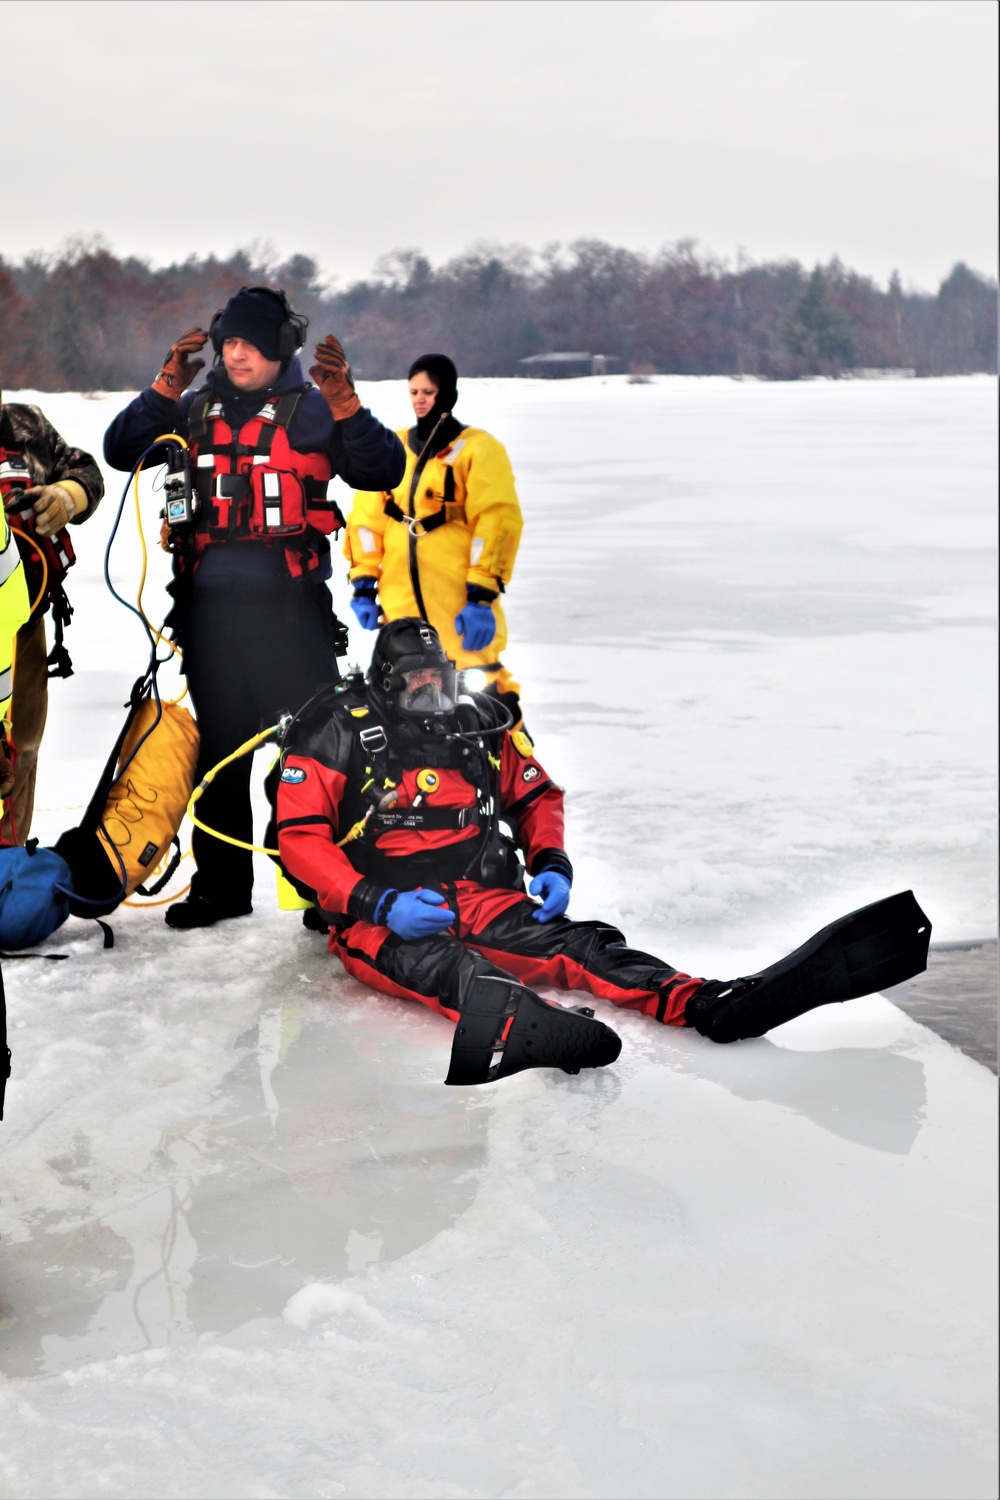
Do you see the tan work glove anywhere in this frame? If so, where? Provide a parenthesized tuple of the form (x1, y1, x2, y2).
(310, 334, 362, 421)
(20, 480, 90, 536)
(151, 327, 208, 401)
(0, 726, 16, 800)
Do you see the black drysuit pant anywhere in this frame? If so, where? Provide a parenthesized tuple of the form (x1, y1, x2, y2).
(185, 585, 340, 904)
(332, 881, 702, 1026)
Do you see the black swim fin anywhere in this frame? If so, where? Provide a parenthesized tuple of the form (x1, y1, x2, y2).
(445, 973, 621, 1085)
(686, 890, 932, 1043)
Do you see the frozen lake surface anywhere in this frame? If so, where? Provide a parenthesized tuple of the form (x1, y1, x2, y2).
(1, 375, 996, 1498)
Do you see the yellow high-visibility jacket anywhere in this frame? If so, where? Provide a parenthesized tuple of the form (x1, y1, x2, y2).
(0, 509, 30, 721)
(345, 425, 523, 671)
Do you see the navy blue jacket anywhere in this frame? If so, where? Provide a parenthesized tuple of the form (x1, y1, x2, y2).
(103, 359, 405, 590)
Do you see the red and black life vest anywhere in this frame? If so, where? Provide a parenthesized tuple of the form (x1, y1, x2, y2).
(177, 387, 344, 581)
(0, 447, 76, 674)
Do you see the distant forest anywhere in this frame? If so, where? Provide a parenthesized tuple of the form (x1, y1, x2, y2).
(0, 237, 996, 390)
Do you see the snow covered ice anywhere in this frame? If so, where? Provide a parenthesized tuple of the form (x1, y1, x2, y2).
(1, 375, 996, 1498)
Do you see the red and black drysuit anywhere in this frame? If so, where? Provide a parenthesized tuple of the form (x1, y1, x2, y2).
(272, 685, 703, 1027)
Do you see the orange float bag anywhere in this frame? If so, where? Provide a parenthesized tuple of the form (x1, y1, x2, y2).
(54, 680, 199, 917)
(95, 697, 199, 895)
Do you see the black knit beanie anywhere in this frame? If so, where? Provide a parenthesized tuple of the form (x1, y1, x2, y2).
(217, 288, 293, 361)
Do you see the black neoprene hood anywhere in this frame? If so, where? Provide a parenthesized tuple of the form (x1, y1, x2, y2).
(408, 354, 459, 439)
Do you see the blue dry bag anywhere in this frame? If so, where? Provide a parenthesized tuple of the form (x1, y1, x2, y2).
(0, 845, 73, 951)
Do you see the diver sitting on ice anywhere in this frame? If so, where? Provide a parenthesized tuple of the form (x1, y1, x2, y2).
(269, 619, 931, 1086)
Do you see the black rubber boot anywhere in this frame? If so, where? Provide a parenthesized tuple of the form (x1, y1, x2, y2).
(685, 890, 931, 1043)
(165, 894, 253, 930)
(301, 906, 329, 934)
(445, 973, 621, 1086)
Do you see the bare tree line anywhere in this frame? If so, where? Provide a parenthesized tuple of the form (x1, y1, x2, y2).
(0, 236, 995, 390)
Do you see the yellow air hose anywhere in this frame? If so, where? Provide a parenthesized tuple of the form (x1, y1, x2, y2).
(187, 725, 282, 855)
(189, 727, 367, 855)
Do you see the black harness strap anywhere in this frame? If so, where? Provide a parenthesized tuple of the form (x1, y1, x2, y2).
(403, 414, 450, 622)
(270, 390, 305, 429)
(277, 814, 334, 832)
(385, 459, 458, 536)
(78, 676, 148, 838)
(46, 581, 75, 679)
(503, 780, 556, 822)
(186, 389, 214, 444)
(370, 804, 480, 833)
(343, 710, 491, 848)
(0, 951, 69, 962)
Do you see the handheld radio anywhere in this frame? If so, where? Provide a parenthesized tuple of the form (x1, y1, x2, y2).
(163, 445, 195, 526)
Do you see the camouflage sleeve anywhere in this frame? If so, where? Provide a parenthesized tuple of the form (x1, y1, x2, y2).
(5, 403, 105, 521)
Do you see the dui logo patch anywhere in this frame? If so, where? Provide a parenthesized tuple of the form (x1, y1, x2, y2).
(280, 766, 307, 784)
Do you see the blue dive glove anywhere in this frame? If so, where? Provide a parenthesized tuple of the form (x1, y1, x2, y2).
(350, 579, 381, 630)
(378, 888, 456, 940)
(529, 869, 571, 923)
(454, 601, 496, 652)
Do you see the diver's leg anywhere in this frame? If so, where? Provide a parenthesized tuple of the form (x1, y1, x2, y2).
(331, 916, 621, 1084)
(686, 892, 932, 1042)
(463, 887, 932, 1043)
(462, 890, 701, 1024)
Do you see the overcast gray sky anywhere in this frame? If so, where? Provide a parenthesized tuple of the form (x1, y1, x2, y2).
(5, 0, 997, 290)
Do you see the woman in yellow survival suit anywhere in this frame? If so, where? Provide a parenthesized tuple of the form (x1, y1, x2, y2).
(343, 355, 525, 725)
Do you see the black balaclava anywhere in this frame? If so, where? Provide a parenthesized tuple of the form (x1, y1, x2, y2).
(407, 354, 461, 446)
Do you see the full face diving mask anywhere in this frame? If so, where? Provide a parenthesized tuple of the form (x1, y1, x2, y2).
(395, 663, 457, 718)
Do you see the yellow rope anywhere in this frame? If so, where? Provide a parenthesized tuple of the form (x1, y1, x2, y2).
(124, 879, 192, 909)
(9, 526, 50, 615)
(123, 848, 193, 907)
(187, 725, 281, 854)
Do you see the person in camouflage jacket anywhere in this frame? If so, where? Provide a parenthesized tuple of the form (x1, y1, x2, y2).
(0, 396, 104, 842)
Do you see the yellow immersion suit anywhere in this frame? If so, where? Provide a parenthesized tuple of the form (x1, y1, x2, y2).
(345, 425, 523, 703)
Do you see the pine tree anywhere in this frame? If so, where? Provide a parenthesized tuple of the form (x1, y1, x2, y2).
(780, 266, 855, 376)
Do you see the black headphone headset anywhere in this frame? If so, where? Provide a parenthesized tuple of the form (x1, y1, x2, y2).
(208, 285, 308, 359)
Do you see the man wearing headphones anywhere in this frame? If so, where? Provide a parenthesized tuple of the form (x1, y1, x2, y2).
(104, 286, 405, 929)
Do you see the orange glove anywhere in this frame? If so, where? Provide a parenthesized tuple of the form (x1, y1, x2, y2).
(310, 334, 362, 421)
(151, 327, 209, 401)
